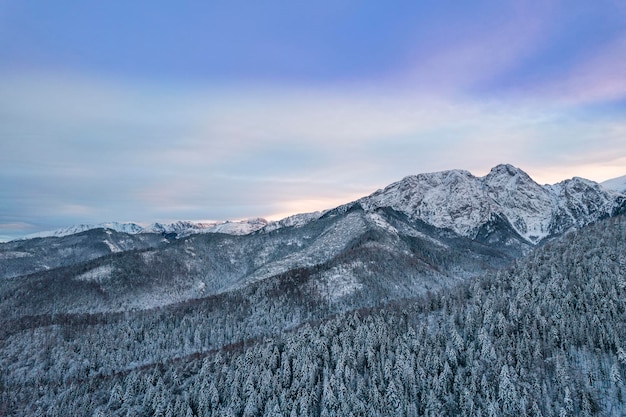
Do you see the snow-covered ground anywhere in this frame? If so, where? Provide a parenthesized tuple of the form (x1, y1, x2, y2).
(74, 265, 115, 283)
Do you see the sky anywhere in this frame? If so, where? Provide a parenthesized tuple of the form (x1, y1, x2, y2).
(1, 0, 626, 241)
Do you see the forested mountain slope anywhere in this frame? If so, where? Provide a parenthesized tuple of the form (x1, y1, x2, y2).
(0, 205, 527, 318)
(0, 228, 169, 279)
(2, 214, 625, 416)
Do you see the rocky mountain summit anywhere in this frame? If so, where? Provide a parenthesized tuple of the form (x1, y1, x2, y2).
(354, 164, 625, 243)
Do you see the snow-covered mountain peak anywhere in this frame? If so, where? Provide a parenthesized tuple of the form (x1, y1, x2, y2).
(551, 176, 617, 199)
(601, 174, 626, 194)
(359, 168, 492, 238)
(373, 169, 475, 197)
(483, 163, 534, 186)
(568, 176, 603, 188)
(357, 164, 623, 244)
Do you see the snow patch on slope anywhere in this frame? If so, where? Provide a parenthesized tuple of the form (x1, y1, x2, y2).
(241, 211, 369, 288)
(318, 263, 364, 300)
(0, 251, 33, 260)
(205, 218, 269, 235)
(366, 212, 398, 234)
(74, 265, 114, 283)
(103, 239, 120, 253)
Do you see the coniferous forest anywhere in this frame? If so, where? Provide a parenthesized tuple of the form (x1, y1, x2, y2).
(1, 214, 625, 416)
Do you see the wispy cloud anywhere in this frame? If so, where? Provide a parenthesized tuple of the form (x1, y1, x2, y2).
(544, 36, 626, 105)
(397, 0, 556, 93)
(2, 0, 626, 239)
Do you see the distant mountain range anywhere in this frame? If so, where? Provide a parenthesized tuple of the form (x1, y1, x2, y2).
(18, 164, 626, 245)
(21, 218, 271, 240)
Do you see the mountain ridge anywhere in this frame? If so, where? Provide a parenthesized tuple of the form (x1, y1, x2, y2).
(20, 218, 270, 240)
(355, 163, 624, 243)
(13, 164, 626, 246)
(12, 164, 626, 244)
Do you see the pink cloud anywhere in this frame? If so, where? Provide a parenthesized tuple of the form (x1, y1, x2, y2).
(397, 1, 557, 93)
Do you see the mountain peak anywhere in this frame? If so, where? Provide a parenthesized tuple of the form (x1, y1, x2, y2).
(601, 174, 626, 194)
(358, 164, 621, 244)
(484, 163, 533, 181)
(489, 163, 523, 175)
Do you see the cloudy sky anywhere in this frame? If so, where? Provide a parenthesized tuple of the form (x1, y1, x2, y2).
(1, 1, 626, 240)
